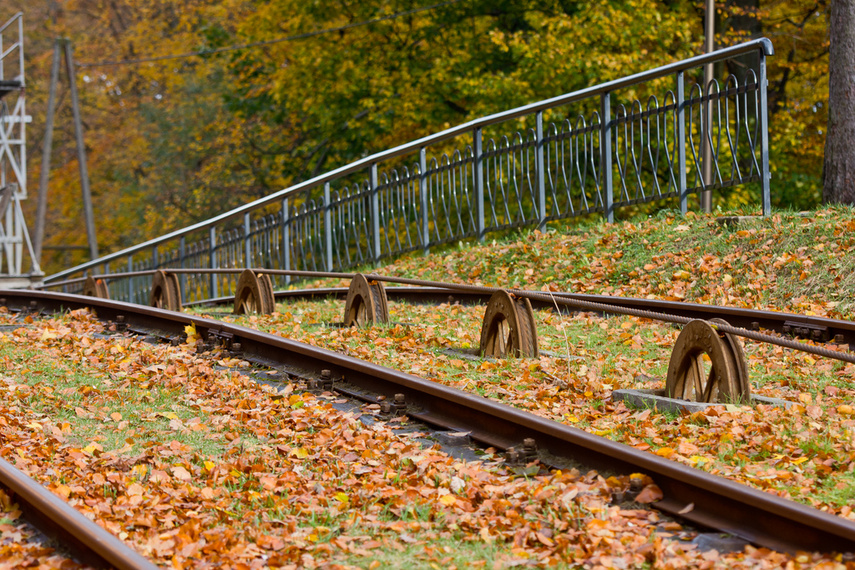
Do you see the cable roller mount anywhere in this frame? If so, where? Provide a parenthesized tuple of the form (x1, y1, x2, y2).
(234, 269, 275, 315)
(344, 273, 389, 327)
(149, 270, 183, 312)
(479, 290, 539, 359)
(82, 275, 110, 299)
(665, 318, 751, 404)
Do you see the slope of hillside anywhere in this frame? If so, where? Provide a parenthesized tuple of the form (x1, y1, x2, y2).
(376, 207, 855, 320)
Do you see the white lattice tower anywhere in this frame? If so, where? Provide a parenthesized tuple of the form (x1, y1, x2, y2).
(0, 12, 39, 277)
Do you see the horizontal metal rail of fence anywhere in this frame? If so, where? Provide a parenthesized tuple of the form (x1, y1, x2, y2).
(43, 38, 774, 304)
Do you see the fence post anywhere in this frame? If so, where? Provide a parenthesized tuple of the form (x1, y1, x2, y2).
(324, 183, 333, 272)
(282, 198, 291, 286)
(600, 93, 614, 223)
(535, 111, 547, 230)
(178, 236, 186, 304)
(677, 70, 688, 215)
(420, 148, 429, 254)
(209, 227, 218, 298)
(370, 164, 381, 263)
(244, 213, 252, 270)
(473, 128, 485, 241)
(758, 53, 771, 216)
(127, 255, 133, 304)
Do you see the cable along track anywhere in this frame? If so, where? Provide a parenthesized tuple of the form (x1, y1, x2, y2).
(2, 289, 855, 555)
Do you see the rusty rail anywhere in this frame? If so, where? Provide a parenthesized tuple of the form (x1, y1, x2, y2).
(0, 456, 158, 569)
(1, 289, 854, 554)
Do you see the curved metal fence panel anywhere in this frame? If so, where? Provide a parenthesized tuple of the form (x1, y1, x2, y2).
(43, 40, 774, 304)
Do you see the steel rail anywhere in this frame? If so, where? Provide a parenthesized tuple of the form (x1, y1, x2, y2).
(2, 289, 854, 555)
(171, 268, 855, 364)
(43, 38, 774, 284)
(259, 285, 855, 349)
(44, 267, 855, 361)
(0, 457, 158, 570)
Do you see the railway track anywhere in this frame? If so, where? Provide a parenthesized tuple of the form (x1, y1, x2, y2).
(0, 456, 158, 569)
(2, 288, 855, 559)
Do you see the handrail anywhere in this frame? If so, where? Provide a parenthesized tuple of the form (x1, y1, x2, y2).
(44, 38, 774, 283)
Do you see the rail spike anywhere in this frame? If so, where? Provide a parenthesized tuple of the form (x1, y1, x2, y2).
(234, 269, 275, 315)
(479, 290, 539, 359)
(665, 318, 750, 404)
(343, 273, 389, 327)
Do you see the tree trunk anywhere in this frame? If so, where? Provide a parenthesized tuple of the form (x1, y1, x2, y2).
(823, 0, 855, 205)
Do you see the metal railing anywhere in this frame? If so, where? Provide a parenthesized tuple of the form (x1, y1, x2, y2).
(43, 38, 774, 302)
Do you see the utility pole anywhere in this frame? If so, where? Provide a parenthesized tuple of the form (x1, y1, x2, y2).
(700, 0, 715, 213)
(35, 38, 99, 263)
(34, 41, 61, 262)
(64, 40, 99, 260)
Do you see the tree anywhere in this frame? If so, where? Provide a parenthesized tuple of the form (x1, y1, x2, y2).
(822, 0, 855, 204)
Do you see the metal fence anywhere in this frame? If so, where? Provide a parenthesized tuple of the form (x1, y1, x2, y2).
(43, 39, 774, 303)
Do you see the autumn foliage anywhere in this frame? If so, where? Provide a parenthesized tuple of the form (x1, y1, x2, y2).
(5, 0, 833, 274)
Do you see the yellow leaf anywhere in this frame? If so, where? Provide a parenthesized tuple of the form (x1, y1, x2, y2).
(655, 447, 675, 458)
(39, 330, 58, 341)
(204, 461, 215, 472)
(334, 492, 349, 503)
(184, 323, 198, 338)
(439, 494, 457, 506)
(291, 448, 308, 459)
(791, 457, 809, 465)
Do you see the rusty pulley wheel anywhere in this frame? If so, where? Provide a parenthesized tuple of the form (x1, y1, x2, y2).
(82, 276, 110, 299)
(149, 270, 182, 312)
(344, 273, 389, 327)
(234, 270, 276, 315)
(665, 319, 750, 404)
(479, 290, 539, 358)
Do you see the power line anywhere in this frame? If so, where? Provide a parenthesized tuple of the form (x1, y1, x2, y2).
(76, 0, 464, 68)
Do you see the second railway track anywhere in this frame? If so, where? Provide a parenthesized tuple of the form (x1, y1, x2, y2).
(2, 288, 854, 559)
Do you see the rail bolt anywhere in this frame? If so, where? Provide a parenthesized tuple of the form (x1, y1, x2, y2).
(392, 393, 407, 414)
(320, 369, 333, 390)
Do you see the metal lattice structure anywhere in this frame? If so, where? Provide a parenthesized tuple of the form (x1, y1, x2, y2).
(45, 39, 773, 303)
(0, 12, 39, 280)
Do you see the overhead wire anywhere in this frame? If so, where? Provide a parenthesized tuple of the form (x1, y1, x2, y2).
(76, 0, 464, 68)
